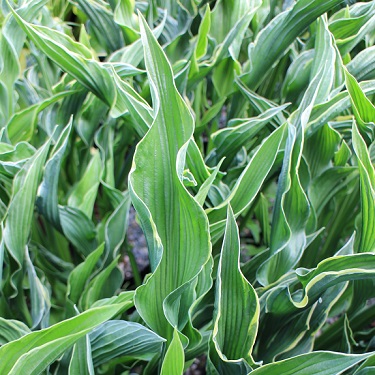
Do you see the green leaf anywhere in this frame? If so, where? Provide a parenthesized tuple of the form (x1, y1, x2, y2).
(6, 91, 76, 144)
(37, 119, 72, 231)
(3, 138, 50, 291)
(207, 123, 286, 244)
(59, 206, 98, 257)
(0, 141, 34, 178)
(188, 11, 257, 88)
(68, 335, 94, 375)
(352, 121, 375, 252)
(347, 45, 375, 81)
(25, 250, 50, 328)
(90, 320, 165, 365)
(307, 80, 375, 138)
(257, 21, 334, 284)
(0, 292, 134, 375)
(161, 328, 184, 375)
(242, 0, 344, 89)
(195, 159, 224, 207)
(66, 243, 105, 307)
(8, 4, 116, 106)
(249, 351, 374, 375)
(345, 69, 375, 136)
(80, 255, 121, 310)
(304, 124, 341, 179)
(103, 190, 131, 260)
(212, 104, 288, 168)
(68, 150, 102, 219)
(130, 14, 211, 342)
(209, 205, 259, 373)
(329, 2, 375, 56)
(0, 318, 30, 345)
(210, 0, 261, 59)
(195, 5, 210, 60)
(73, 0, 122, 52)
(265, 251, 375, 315)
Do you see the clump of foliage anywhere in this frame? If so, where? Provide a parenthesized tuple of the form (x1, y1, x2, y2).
(0, 0, 375, 374)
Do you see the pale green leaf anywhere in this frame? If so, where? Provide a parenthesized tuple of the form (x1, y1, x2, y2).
(0, 292, 134, 375)
(161, 328, 184, 375)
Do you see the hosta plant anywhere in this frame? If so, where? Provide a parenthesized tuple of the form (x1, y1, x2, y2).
(0, 0, 375, 374)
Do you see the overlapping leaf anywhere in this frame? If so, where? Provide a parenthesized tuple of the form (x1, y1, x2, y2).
(208, 206, 259, 374)
(129, 14, 211, 343)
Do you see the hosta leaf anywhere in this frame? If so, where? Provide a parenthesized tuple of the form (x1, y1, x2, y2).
(0, 230, 4, 291)
(347, 46, 375, 81)
(309, 167, 357, 217)
(114, 0, 139, 43)
(66, 243, 105, 308)
(282, 50, 313, 104)
(0, 0, 47, 120)
(208, 205, 259, 373)
(0, 318, 30, 345)
(352, 121, 375, 252)
(195, 4, 210, 60)
(3, 138, 50, 292)
(0, 292, 134, 375)
(242, 0, 344, 89)
(103, 190, 131, 261)
(212, 57, 240, 97)
(160, 328, 184, 375)
(6, 90, 76, 144)
(25, 250, 50, 329)
(68, 335, 94, 375)
(195, 159, 224, 207)
(307, 80, 375, 138)
(72, 0, 122, 53)
(210, 0, 261, 59)
(310, 15, 336, 105)
(265, 251, 375, 315)
(355, 367, 375, 375)
(257, 17, 335, 285)
(334, 140, 352, 166)
(130, 14, 211, 342)
(236, 79, 287, 127)
(109, 13, 166, 66)
(37, 119, 72, 231)
(2, 0, 375, 371)
(186, 140, 211, 187)
(68, 150, 102, 219)
(188, 11, 257, 88)
(75, 95, 108, 146)
(59, 206, 97, 257)
(80, 255, 122, 310)
(303, 124, 341, 179)
(0, 141, 34, 178)
(329, 2, 375, 56)
(8, 4, 116, 106)
(212, 104, 288, 168)
(345, 69, 375, 136)
(90, 320, 165, 366)
(249, 351, 374, 375)
(207, 124, 286, 244)
(110, 69, 152, 135)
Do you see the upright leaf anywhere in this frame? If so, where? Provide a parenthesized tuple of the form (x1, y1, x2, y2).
(130, 14, 211, 342)
(208, 205, 259, 373)
(257, 16, 336, 285)
(3, 138, 50, 292)
(160, 328, 185, 375)
(352, 122, 375, 252)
